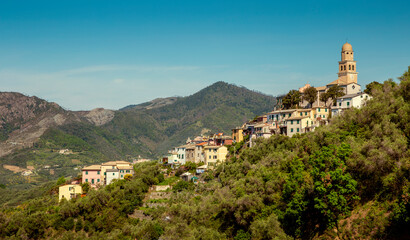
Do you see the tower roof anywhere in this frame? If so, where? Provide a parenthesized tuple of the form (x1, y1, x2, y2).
(342, 42, 353, 52)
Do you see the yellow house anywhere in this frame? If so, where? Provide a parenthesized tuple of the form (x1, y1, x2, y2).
(231, 127, 244, 142)
(204, 145, 228, 166)
(59, 184, 82, 202)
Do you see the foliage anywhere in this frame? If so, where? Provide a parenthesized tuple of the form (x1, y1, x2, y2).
(303, 86, 318, 107)
(283, 90, 301, 109)
(364, 81, 383, 95)
(1, 67, 410, 239)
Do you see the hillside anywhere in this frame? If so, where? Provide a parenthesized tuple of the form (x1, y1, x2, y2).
(0, 68, 409, 239)
(0, 82, 276, 187)
(105, 81, 276, 155)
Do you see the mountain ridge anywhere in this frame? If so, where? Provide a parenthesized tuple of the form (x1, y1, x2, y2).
(0, 81, 276, 186)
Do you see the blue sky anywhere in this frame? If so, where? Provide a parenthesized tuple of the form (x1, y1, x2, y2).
(1, 0, 409, 110)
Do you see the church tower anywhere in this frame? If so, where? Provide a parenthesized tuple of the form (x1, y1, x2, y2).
(337, 42, 357, 84)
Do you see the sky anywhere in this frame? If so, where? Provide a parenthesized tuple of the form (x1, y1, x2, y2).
(1, 0, 409, 110)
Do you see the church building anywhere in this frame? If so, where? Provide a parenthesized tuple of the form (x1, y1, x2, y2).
(300, 42, 362, 108)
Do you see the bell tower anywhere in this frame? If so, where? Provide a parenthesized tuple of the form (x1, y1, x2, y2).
(338, 42, 357, 84)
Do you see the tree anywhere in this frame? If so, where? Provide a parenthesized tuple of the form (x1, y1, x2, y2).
(303, 86, 318, 107)
(283, 90, 301, 109)
(364, 81, 383, 95)
(320, 85, 345, 116)
(309, 144, 359, 237)
(56, 176, 66, 186)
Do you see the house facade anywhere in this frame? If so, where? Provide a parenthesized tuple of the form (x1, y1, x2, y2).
(82, 161, 134, 186)
(82, 165, 101, 187)
(332, 92, 370, 116)
(59, 184, 82, 202)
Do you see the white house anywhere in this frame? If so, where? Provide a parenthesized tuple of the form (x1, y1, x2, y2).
(106, 168, 119, 185)
(332, 92, 371, 116)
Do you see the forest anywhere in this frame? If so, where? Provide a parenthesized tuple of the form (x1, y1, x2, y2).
(0, 67, 409, 239)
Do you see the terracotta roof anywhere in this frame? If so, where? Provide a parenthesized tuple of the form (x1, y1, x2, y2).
(102, 161, 117, 166)
(204, 145, 220, 149)
(315, 86, 327, 91)
(287, 116, 310, 120)
(82, 165, 101, 171)
(196, 142, 207, 146)
(117, 165, 133, 170)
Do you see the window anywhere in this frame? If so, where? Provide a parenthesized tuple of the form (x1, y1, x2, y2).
(121, 175, 123, 178)
(214, 156, 217, 159)
(318, 108, 321, 112)
(300, 112, 302, 116)
(288, 113, 291, 117)
(297, 120, 300, 124)
(85, 171, 88, 175)
(349, 65, 351, 70)
(291, 128, 294, 132)
(92, 179, 94, 184)
(305, 112, 307, 116)
(104, 172, 106, 175)
(352, 65, 355, 70)
(311, 121, 313, 124)
(347, 102, 350, 106)
(282, 114, 285, 118)
(297, 128, 299, 132)
(344, 65, 346, 70)
(85, 179, 88, 182)
(209, 156, 211, 159)
(291, 120, 293, 124)
(113, 173, 115, 176)
(314, 114, 317, 118)
(209, 149, 211, 152)
(341, 66, 343, 71)
(339, 102, 341, 106)
(126, 170, 130, 173)
(97, 171, 100, 174)
(325, 108, 327, 112)
(97, 179, 100, 182)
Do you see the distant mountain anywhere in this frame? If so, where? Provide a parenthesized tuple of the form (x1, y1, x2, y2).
(120, 97, 180, 111)
(104, 81, 276, 155)
(0, 82, 276, 186)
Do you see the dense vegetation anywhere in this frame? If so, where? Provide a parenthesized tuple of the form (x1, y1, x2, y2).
(0, 162, 164, 239)
(1, 69, 410, 239)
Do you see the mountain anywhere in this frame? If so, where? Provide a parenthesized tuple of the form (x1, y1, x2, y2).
(0, 82, 276, 186)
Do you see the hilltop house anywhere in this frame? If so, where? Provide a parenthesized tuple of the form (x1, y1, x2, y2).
(82, 160, 134, 186)
(332, 92, 370, 116)
(82, 165, 101, 187)
(204, 145, 228, 167)
(59, 184, 82, 202)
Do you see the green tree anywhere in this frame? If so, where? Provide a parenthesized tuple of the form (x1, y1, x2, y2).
(309, 144, 359, 237)
(303, 86, 318, 107)
(364, 81, 383, 95)
(283, 90, 301, 109)
(56, 176, 66, 186)
(81, 182, 90, 194)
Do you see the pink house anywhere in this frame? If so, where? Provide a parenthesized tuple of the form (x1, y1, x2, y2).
(82, 165, 101, 187)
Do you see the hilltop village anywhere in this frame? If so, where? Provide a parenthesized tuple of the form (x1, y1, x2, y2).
(68, 42, 372, 201)
(162, 42, 371, 168)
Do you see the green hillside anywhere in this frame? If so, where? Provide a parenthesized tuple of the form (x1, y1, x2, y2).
(1, 67, 409, 239)
(0, 82, 276, 187)
(108, 81, 276, 155)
